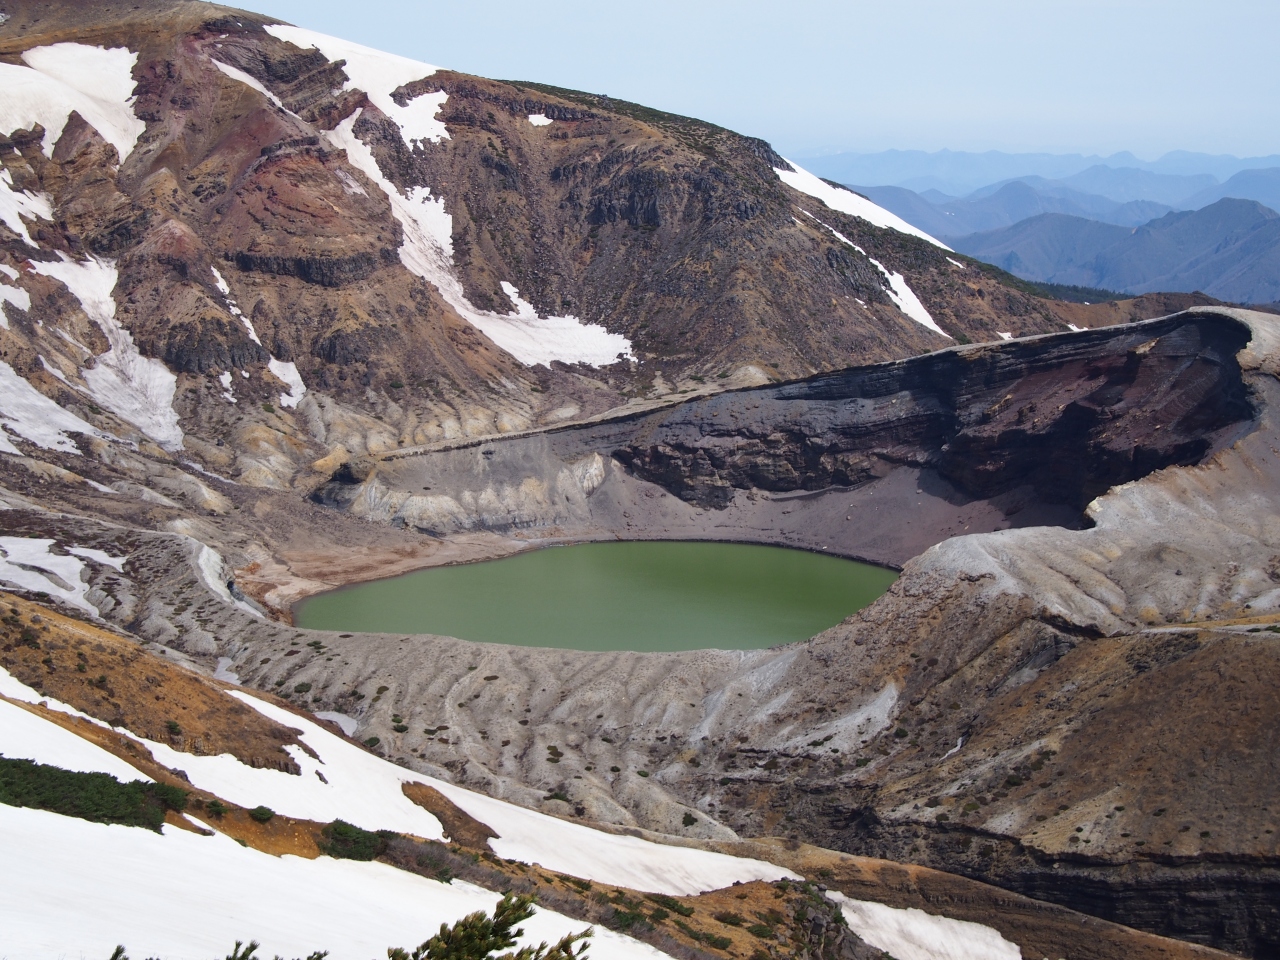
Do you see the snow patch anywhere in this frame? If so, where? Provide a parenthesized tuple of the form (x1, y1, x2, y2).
(0, 537, 94, 613)
(528, 113, 553, 126)
(798, 210, 948, 338)
(430, 775, 796, 895)
(213, 657, 240, 684)
(0, 168, 53, 248)
(827, 891, 1021, 960)
(315, 710, 358, 736)
(178, 691, 796, 895)
(998, 332, 1014, 340)
(326, 111, 632, 367)
(211, 58, 286, 110)
(66, 546, 126, 571)
(218, 370, 236, 403)
(1067, 323, 1085, 332)
(0, 698, 149, 781)
(869, 258, 949, 337)
(776, 160, 949, 249)
(195, 544, 262, 619)
(946, 257, 966, 269)
(0, 360, 105, 455)
(0, 804, 670, 960)
(263, 25, 448, 145)
(268, 357, 307, 408)
(0, 43, 143, 160)
(30, 254, 183, 449)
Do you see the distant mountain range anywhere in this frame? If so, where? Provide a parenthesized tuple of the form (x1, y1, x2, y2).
(949, 199, 1280, 304)
(797, 149, 1280, 197)
(825, 151, 1280, 304)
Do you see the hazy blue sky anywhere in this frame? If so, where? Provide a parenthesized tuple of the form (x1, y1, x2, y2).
(246, 0, 1280, 159)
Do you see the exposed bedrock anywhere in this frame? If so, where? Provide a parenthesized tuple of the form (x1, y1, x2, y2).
(312, 309, 1256, 568)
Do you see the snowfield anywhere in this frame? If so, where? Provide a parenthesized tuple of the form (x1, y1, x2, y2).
(827, 891, 1022, 960)
(0, 167, 54, 250)
(264, 24, 449, 146)
(0, 42, 144, 160)
(0, 804, 673, 960)
(0, 538, 98, 614)
(29, 254, 184, 450)
(775, 161, 949, 249)
(0, 698, 150, 782)
(0, 360, 107, 455)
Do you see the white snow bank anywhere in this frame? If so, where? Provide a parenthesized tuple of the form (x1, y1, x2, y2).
(0, 168, 54, 248)
(776, 160, 948, 249)
(528, 113, 553, 126)
(140, 689, 448, 839)
(0, 697, 150, 781)
(429, 775, 797, 896)
(264, 24, 448, 146)
(267, 357, 307, 408)
(162, 689, 794, 895)
(0, 537, 94, 614)
(66, 546, 126, 571)
(195, 544, 263, 619)
(946, 257, 966, 269)
(0, 804, 670, 960)
(0, 360, 104, 455)
(868, 257, 949, 337)
(798, 209, 948, 338)
(211, 58, 286, 110)
(315, 710, 358, 736)
(827, 891, 1021, 960)
(1067, 323, 1085, 332)
(218, 370, 236, 402)
(0, 43, 143, 159)
(29, 254, 183, 449)
(327, 111, 632, 367)
(998, 331, 1013, 340)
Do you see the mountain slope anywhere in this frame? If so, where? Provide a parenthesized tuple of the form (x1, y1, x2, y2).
(0, 0, 1109, 502)
(952, 199, 1280, 304)
(1184, 166, 1280, 211)
(1, 593, 1220, 960)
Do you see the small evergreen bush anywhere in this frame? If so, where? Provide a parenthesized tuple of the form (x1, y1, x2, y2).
(319, 819, 396, 860)
(248, 805, 275, 823)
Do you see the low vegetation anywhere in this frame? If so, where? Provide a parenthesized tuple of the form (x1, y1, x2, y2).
(0, 757, 186, 832)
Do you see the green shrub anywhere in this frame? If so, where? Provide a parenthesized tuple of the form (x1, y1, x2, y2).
(207, 799, 229, 818)
(364, 736, 381, 748)
(166, 720, 182, 736)
(248, 805, 275, 823)
(393, 723, 409, 733)
(645, 894, 694, 917)
(0, 757, 186, 832)
(319, 819, 396, 861)
(713, 911, 744, 926)
(747, 923, 775, 939)
(704, 934, 732, 949)
(682, 812, 697, 827)
(294, 682, 312, 694)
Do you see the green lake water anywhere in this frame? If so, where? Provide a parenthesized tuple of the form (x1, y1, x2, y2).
(295, 541, 897, 652)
